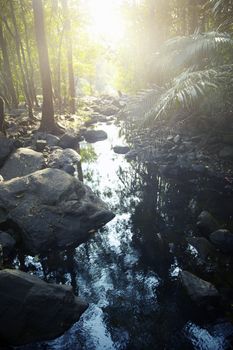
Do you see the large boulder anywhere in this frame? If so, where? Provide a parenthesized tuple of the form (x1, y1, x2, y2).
(180, 270, 219, 304)
(84, 130, 107, 143)
(0, 148, 45, 180)
(0, 269, 88, 345)
(0, 168, 114, 254)
(209, 229, 233, 253)
(196, 211, 219, 235)
(47, 148, 81, 175)
(0, 134, 14, 167)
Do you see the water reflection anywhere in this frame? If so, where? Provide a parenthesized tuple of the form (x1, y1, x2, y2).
(15, 122, 233, 350)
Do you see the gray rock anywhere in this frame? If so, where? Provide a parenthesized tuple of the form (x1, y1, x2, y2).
(0, 269, 88, 345)
(94, 105, 119, 116)
(63, 164, 76, 175)
(85, 114, 107, 126)
(47, 148, 81, 173)
(210, 229, 233, 253)
(84, 130, 107, 143)
(0, 168, 114, 254)
(219, 146, 233, 159)
(197, 211, 219, 235)
(180, 270, 219, 304)
(113, 145, 130, 154)
(36, 140, 47, 152)
(191, 164, 207, 174)
(0, 231, 16, 256)
(188, 237, 216, 260)
(59, 133, 82, 149)
(8, 108, 26, 117)
(174, 135, 181, 144)
(0, 207, 7, 224)
(33, 133, 60, 147)
(45, 134, 60, 147)
(125, 150, 138, 160)
(0, 148, 45, 180)
(0, 134, 14, 167)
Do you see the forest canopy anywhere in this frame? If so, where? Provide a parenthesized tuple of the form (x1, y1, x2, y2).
(0, 0, 232, 128)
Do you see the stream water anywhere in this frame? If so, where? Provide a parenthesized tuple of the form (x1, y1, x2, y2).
(16, 122, 233, 350)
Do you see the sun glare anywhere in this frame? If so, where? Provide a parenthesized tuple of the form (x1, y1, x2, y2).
(85, 0, 125, 45)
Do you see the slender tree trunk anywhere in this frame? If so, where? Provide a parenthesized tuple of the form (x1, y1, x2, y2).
(55, 26, 64, 113)
(63, 0, 76, 114)
(0, 22, 18, 108)
(9, 1, 33, 119)
(20, 0, 39, 107)
(32, 0, 61, 133)
(0, 97, 6, 134)
(189, 0, 199, 34)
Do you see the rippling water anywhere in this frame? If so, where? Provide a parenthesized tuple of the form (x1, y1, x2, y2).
(16, 122, 233, 350)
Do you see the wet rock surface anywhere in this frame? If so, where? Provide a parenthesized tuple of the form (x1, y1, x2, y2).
(58, 133, 82, 149)
(0, 134, 14, 167)
(113, 145, 130, 154)
(209, 229, 233, 253)
(187, 237, 216, 261)
(0, 168, 114, 254)
(0, 231, 15, 256)
(0, 148, 45, 180)
(47, 148, 81, 174)
(0, 269, 88, 345)
(180, 270, 219, 304)
(196, 211, 219, 235)
(84, 129, 108, 143)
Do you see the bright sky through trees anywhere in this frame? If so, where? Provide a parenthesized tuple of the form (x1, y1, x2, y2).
(84, 0, 126, 45)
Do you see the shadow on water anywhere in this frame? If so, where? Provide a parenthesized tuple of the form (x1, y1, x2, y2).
(14, 123, 233, 350)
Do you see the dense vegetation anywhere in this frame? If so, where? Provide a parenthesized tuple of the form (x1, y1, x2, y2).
(0, 1, 233, 348)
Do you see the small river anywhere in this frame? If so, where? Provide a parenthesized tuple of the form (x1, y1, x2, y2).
(17, 122, 233, 350)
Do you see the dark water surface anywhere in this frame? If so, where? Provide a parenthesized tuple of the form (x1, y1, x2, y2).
(16, 123, 233, 350)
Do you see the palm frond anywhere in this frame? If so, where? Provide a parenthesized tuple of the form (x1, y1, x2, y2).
(210, 0, 233, 16)
(155, 32, 233, 74)
(144, 68, 220, 125)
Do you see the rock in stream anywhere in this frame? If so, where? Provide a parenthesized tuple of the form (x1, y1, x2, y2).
(0, 269, 88, 345)
(0, 168, 114, 254)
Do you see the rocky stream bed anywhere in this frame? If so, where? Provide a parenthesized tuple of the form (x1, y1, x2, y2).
(0, 96, 233, 349)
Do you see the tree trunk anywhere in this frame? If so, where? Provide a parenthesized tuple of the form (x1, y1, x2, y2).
(0, 97, 6, 134)
(20, 0, 39, 107)
(9, 1, 33, 119)
(189, 0, 199, 34)
(0, 21, 18, 109)
(63, 0, 76, 114)
(32, 0, 61, 133)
